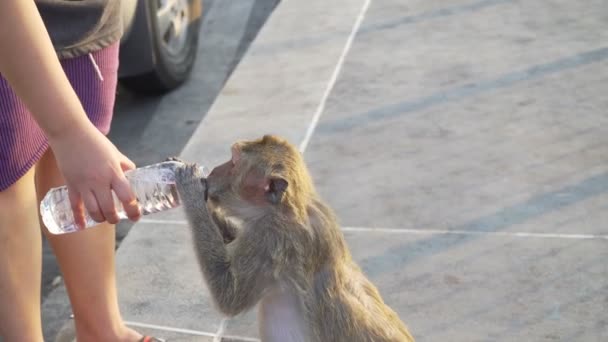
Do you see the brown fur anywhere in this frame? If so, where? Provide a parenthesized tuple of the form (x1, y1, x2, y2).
(174, 135, 414, 342)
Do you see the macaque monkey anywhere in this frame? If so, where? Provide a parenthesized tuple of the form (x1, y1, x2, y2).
(172, 135, 414, 342)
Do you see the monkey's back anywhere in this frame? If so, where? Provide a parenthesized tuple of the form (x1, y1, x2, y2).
(307, 262, 414, 342)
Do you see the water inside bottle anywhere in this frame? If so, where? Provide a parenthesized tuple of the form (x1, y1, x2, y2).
(130, 180, 181, 215)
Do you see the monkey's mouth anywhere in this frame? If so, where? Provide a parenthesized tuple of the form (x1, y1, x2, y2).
(202, 178, 209, 201)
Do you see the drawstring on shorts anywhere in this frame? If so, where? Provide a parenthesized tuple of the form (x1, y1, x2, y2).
(88, 53, 104, 81)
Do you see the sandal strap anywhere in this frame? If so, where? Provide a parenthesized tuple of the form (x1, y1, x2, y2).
(140, 337, 166, 342)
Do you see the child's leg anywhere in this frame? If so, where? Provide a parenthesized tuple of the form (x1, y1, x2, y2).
(36, 149, 142, 341)
(0, 167, 44, 342)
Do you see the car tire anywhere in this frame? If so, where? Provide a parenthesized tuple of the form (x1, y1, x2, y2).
(121, 0, 200, 94)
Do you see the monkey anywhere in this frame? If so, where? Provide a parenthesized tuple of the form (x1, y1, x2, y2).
(172, 135, 414, 342)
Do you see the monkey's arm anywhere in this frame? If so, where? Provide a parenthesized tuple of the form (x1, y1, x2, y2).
(175, 164, 276, 316)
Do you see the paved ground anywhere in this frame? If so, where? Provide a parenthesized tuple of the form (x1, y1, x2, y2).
(44, 0, 608, 341)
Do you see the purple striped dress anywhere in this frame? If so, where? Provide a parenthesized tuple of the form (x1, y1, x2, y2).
(0, 42, 119, 192)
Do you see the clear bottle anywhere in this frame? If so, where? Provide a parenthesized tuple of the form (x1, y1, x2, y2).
(40, 161, 207, 234)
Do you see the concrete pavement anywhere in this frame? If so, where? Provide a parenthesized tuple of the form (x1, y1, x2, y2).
(44, 0, 608, 341)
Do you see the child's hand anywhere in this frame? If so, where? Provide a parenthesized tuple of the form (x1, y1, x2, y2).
(50, 124, 141, 229)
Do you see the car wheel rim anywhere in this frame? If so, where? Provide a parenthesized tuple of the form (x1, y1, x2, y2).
(156, 0, 190, 57)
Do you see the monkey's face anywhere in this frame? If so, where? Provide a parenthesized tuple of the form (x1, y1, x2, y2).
(206, 137, 294, 213)
(205, 143, 257, 217)
(207, 135, 317, 223)
(206, 154, 239, 207)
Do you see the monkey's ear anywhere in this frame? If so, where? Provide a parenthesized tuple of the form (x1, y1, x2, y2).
(264, 177, 288, 204)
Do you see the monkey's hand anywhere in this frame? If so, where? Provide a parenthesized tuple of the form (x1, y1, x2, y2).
(175, 163, 208, 205)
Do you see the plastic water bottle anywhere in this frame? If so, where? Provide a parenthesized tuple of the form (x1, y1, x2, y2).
(40, 161, 207, 234)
